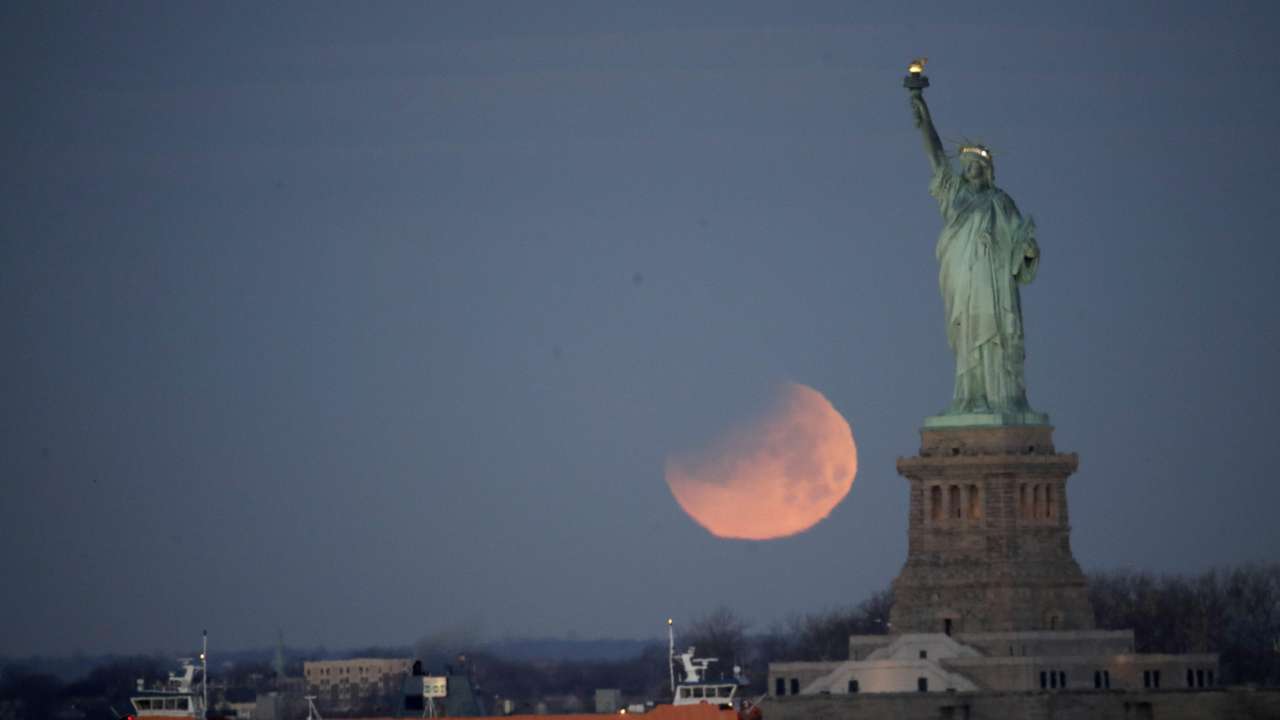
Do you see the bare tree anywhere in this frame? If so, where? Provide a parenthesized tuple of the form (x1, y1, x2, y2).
(1089, 564, 1280, 686)
(681, 606, 751, 676)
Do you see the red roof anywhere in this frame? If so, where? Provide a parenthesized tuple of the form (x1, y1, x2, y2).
(484, 707, 740, 720)
(351, 703, 743, 720)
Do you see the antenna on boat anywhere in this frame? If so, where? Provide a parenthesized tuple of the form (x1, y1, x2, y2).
(666, 618, 675, 695)
(201, 630, 208, 715)
(306, 694, 323, 720)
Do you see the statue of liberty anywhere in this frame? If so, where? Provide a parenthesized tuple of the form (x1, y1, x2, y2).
(906, 63, 1047, 425)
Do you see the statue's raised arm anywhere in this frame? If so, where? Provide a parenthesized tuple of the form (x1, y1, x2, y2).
(904, 59, 946, 175)
(909, 93, 946, 176)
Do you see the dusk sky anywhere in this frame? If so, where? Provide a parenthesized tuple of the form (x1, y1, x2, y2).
(3, 2, 1279, 657)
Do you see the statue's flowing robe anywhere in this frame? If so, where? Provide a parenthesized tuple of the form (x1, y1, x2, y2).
(930, 163, 1039, 413)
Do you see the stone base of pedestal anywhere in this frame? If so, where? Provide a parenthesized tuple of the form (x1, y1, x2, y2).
(888, 424, 1095, 634)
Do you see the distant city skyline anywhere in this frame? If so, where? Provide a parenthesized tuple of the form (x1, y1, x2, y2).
(3, 1, 1279, 656)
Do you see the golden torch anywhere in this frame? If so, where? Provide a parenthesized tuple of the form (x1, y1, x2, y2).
(903, 57, 929, 93)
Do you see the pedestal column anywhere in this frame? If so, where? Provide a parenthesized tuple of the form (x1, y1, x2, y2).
(889, 425, 1095, 634)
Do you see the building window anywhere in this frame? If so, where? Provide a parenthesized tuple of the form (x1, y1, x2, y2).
(1040, 672, 1047, 690)
(950, 486, 961, 518)
(775, 678, 785, 696)
(848, 679, 859, 694)
(1033, 485, 1043, 519)
(790, 678, 799, 696)
(917, 677, 928, 692)
(1187, 669, 1194, 687)
(1019, 484, 1028, 518)
(1143, 670, 1161, 689)
(1094, 671, 1102, 689)
(968, 484, 980, 518)
(930, 486, 942, 522)
(1059, 671, 1067, 688)
(919, 650, 928, 659)
(1045, 484, 1055, 519)
(1105, 671, 1111, 689)
(944, 618, 953, 636)
(1207, 670, 1214, 686)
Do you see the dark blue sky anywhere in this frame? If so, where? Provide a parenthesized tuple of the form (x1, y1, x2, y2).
(3, 1, 1278, 656)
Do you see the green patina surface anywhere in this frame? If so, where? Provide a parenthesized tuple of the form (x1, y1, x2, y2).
(922, 410, 1050, 429)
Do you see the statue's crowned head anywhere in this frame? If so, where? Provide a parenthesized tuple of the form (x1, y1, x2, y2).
(959, 144, 994, 186)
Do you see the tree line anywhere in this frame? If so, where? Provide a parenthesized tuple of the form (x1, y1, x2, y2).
(3, 565, 1276, 718)
(458, 565, 1280, 705)
(1090, 564, 1280, 686)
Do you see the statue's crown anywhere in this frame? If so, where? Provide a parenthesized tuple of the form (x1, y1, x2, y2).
(960, 146, 992, 161)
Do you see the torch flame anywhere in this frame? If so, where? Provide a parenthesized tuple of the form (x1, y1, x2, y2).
(908, 57, 927, 74)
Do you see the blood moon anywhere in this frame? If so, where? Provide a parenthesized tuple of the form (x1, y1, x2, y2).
(665, 383, 857, 540)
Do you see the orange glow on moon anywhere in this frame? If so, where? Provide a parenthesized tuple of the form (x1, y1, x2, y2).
(665, 382, 857, 540)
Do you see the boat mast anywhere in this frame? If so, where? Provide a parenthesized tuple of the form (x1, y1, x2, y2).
(201, 630, 208, 714)
(666, 618, 675, 695)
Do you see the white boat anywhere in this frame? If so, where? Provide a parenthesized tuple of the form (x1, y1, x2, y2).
(666, 619, 750, 711)
(128, 633, 208, 719)
(672, 647, 742, 709)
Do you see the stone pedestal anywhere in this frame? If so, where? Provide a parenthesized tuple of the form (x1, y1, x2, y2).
(889, 424, 1095, 634)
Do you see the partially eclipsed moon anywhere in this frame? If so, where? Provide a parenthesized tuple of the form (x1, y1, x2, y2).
(665, 382, 857, 540)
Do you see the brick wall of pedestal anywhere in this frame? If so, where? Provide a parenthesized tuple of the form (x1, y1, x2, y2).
(889, 425, 1095, 634)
